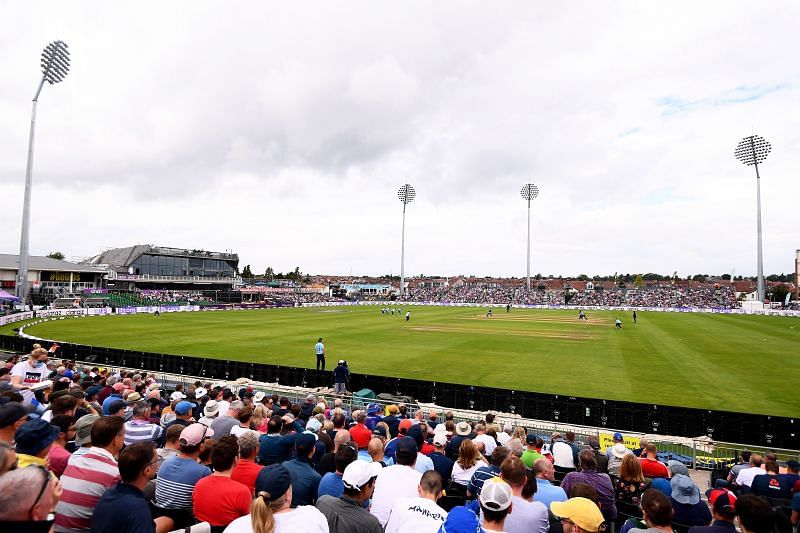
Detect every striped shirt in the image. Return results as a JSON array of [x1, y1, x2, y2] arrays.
[[55, 447, 120, 532], [155, 456, 211, 510], [124, 418, 163, 446]]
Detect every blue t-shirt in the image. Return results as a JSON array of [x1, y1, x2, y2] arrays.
[[92, 482, 154, 533], [155, 456, 211, 509], [317, 472, 344, 499]]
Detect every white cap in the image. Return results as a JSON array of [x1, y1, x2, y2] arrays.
[[170, 391, 186, 402], [433, 433, 448, 447], [342, 460, 382, 490], [479, 478, 513, 511], [194, 387, 207, 400]]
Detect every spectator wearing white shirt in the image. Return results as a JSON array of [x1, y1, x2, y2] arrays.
[[735, 453, 765, 488], [385, 470, 447, 533], [370, 437, 423, 526], [472, 423, 497, 457]]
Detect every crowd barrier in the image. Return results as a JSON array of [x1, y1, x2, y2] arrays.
[[3, 320, 798, 449]]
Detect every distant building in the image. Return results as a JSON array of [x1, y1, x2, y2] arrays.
[[0, 254, 105, 300], [85, 245, 241, 290]]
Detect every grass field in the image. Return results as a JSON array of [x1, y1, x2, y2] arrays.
[[15, 306, 800, 417]]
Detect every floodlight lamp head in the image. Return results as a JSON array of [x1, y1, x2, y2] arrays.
[[520, 183, 539, 201], [40, 40, 70, 85], [734, 135, 771, 166], [397, 184, 416, 205]]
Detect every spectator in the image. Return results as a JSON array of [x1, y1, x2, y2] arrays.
[[406, 424, 434, 474], [365, 403, 382, 431], [366, 437, 390, 467], [0, 441, 17, 475], [92, 441, 172, 533], [102, 382, 125, 415], [472, 423, 497, 457], [384, 470, 447, 532], [751, 460, 791, 499], [0, 464, 61, 529], [370, 437, 423, 527], [606, 433, 627, 460], [561, 450, 616, 524], [316, 460, 383, 533], [283, 433, 322, 507], [55, 415, 125, 532], [622, 488, 674, 532], [688, 489, 737, 533], [552, 497, 608, 532], [0, 401, 30, 445], [445, 421, 471, 460], [429, 432, 454, 486], [317, 441, 357, 500], [124, 401, 162, 446], [479, 477, 514, 532], [670, 474, 712, 527], [318, 429, 351, 476], [586, 436, 609, 473], [41, 394, 79, 423], [725, 450, 751, 487], [226, 463, 329, 532], [734, 453, 764, 489], [193, 435, 251, 528], [212, 399, 243, 438], [232, 430, 265, 496], [608, 443, 630, 477], [500, 455, 549, 533], [47, 414, 75, 476], [520, 433, 545, 469], [349, 411, 371, 450], [231, 407, 255, 438], [533, 458, 568, 508], [451, 438, 487, 490], [552, 432, 577, 473], [382, 405, 401, 438], [639, 443, 669, 479], [107, 399, 127, 418], [258, 415, 304, 465], [779, 459, 800, 487], [154, 423, 213, 529], [615, 453, 650, 513], [15, 417, 60, 469], [160, 401, 195, 446], [651, 460, 687, 497], [736, 493, 778, 533], [156, 424, 184, 468], [9, 347, 51, 404], [72, 414, 99, 458], [468, 446, 510, 498], [198, 399, 220, 427]]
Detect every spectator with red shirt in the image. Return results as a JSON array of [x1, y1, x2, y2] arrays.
[[639, 442, 669, 478], [231, 430, 264, 496], [193, 435, 251, 528], [47, 414, 75, 477], [349, 410, 372, 449]]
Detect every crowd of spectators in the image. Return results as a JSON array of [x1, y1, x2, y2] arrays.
[[138, 290, 210, 304], [0, 346, 795, 532]]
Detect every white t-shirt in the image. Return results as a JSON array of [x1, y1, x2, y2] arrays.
[[229, 425, 250, 438], [496, 432, 512, 446], [11, 360, 50, 403], [224, 506, 329, 533], [384, 496, 447, 533], [502, 496, 549, 533], [217, 400, 231, 416], [451, 461, 483, 486], [736, 466, 765, 487], [473, 434, 497, 456], [371, 465, 423, 526], [552, 440, 576, 469]]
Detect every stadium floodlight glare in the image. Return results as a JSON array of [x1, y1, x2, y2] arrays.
[[16, 40, 70, 306], [520, 183, 540, 291], [397, 184, 416, 299], [734, 135, 771, 304]]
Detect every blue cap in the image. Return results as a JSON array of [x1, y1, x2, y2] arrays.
[[295, 432, 317, 454], [255, 464, 291, 500], [15, 418, 60, 456], [437, 506, 483, 533], [613, 432, 623, 441], [175, 401, 196, 415]]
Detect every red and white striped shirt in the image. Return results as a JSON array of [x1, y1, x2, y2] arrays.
[[55, 446, 120, 532]]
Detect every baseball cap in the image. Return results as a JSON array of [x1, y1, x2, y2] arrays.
[[396, 436, 418, 462], [0, 402, 30, 428], [175, 401, 196, 415], [85, 386, 102, 399], [170, 391, 186, 402], [203, 400, 219, 417], [295, 432, 317, 454], [112, 382, 125, 393], [179, 423, 213, 446], [15, 418, 60, 455], [398, 419, 413, 432], [479, 477, 513, 511], [438, 506, 482, 533], [525, 433, 538, 445], [670, 474, 699, 505], [613, 432, 623, 441], [550, 497, 605, 532], [306, 418, 322, 433], [256, 464, 291, 501], [707, 489, 737, 516], [107, 400, 126, 414], [342, 460, 382, 490], [433, 433, 448, 447], [74, 414, 99, 446], [786, 459, 800, 471], [667, 459, 689, 477], [194, 387, 207, 400], [366, 402, 381, 415], [372, 426, 388, 439]]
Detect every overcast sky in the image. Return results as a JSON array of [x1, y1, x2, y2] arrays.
[[0, 2, 797, 279]]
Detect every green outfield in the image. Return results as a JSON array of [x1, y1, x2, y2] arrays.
[[14, 306, 800, 417]]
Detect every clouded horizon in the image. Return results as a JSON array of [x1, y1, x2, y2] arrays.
[[1, 2, 797, 279]]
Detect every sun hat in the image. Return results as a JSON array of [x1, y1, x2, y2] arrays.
[[479, 477, 513, 511], [550, 497, 605, 532], [455, 421, 471, 436], [74, 414, 100, 446], [194, 387, 207, 400], [255, 464, 291, 501], [366, 402, 381, 415], [203, 400, 220, 418], [667, 459, 689, 477], [253, 391, 265, 403], [175, 401, 196, 415], [125, 392, 142, 403], [148, 383, 161, 392], [15, 418, 60, 456], [670, 474, 700, 505], [179, 423, 213, 446], [612, 443, 628, 459], [342, 460, 382, 490]]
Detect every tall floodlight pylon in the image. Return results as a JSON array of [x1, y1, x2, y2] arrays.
[[397, 184, 416, 299], [16, 41, 71, 306], [520, 183, 540, 291], [735, 135, 771, 303]]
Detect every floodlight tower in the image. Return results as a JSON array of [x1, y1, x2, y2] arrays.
[[520, 183, 540, 291], [734, 135, 771, 303], [16, 41, 71, 306], [397, 184, 416, 299]]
